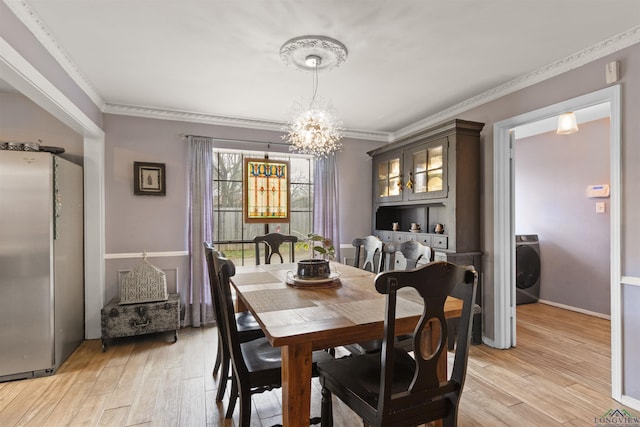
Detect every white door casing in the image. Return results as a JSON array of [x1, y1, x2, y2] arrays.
[[492, 85, 622, 401]]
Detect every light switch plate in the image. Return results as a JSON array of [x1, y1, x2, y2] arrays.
[[596, 202, 606, 213]]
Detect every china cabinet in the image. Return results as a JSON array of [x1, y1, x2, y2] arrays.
[[368, 118, 484, 254]]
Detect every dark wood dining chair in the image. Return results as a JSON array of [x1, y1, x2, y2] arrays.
[[203, 243, 264, 411], [318, 261, 478, 427], [342, 235, 386, 355], [346, 237, 432, 356], [351, 235, 384, 273], [211, 250, 332, 426], [382, 239, 434, 271], [252, 232, 298, 264], [344, 239, 437, 356]]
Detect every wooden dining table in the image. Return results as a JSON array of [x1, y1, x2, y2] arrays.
[[230, 261, 463, 427]]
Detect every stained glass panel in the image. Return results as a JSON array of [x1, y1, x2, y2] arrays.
[[244, 158, 290, 223]]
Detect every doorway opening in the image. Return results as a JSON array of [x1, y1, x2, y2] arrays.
[[492, 85, 622, 400], [513, 106, 611, 316]]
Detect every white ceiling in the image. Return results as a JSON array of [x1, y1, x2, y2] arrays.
[[6, 1, 640, 137]]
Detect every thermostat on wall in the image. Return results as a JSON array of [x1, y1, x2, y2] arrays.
[[586, 184, 610, 198]]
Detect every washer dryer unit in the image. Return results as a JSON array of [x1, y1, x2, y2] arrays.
[[515, 234, 541, 305]]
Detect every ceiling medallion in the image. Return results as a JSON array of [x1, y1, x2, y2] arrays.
[[280, 36, 347, 158], [280, 35, 348, 71]]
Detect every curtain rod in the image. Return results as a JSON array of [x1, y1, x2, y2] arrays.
[[183, 135, 290, 147]]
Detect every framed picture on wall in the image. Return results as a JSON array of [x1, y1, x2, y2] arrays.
[[243, 158, 290, 223], [134, 161, 166, 196]]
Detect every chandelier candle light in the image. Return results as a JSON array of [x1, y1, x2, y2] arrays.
[[280, 36, 348, 158]]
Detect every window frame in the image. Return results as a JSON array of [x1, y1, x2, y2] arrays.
[[211, 148, 314, 265]]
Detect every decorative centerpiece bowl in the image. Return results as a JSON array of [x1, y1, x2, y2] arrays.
[[296, 259, 330, 279]]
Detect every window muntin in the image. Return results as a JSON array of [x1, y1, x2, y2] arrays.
[[212, 148, 314, 265]]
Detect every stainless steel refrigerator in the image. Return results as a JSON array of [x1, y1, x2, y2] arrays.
[[0, 150, 84, 382]]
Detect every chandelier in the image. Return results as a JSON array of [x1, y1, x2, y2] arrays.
[[280, 36, 348, 158]]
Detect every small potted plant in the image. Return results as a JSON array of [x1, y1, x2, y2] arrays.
[[294, 233, 335, 278]]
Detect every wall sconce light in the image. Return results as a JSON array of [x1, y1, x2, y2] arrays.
[[557, 112, 579, 135]]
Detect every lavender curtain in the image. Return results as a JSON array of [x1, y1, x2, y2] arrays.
[[313, 154, 341, 262], [186, 136, 215, 327]]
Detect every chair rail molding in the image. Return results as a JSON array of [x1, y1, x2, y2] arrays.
[[621, 276, 640, 287], [105, 251, 189, 259]]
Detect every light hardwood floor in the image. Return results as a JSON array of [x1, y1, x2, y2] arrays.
[[0, 303, 633, 426]]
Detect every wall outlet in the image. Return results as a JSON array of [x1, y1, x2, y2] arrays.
[[596, 202, 606, 213]]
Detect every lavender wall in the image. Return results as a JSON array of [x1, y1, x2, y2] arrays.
[[4, 2, 640, 401], [623, 285, 640, 399], [104, 115, 188, 254], [462, 42, 640, 280], [0, 92, 83, 163], [102, 114, 380, 302], [451, 42, 640, 399], [515, 119, 610, 315]]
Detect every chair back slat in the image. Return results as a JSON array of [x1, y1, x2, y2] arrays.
[[352, 235, 383, 273], [253, 232, 298, 264], [382, 240, 433, 271], [208, 249, 251, 379], [204, 243, 226, 342], [373, 261, 478, 424]]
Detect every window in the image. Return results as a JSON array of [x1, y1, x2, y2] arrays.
[[212, 148, 314, 265]]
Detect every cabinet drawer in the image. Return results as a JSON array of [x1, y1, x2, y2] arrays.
[[433, 235, 448, 249], [391, 232, 407, 243], [407, 233, 432, 246], [378, 231, 394, 242], [377, 231, 407, 243]]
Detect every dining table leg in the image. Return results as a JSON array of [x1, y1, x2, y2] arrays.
[[281, 341, 313, 427], [433, 321, 447, 427]]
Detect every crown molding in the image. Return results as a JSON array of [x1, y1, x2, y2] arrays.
[[4, 0, 105, 110], [104, 103, 285, 130], [8, 0, 639, 144], [343, 128, 391, 142], [104, 103, 390, 142], [391, 25, 640, 142]]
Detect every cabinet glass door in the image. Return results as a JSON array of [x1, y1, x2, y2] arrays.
[[377, 157, 402, 201], [426, 145, 444, 192], [407, 139, 446, 200], [412, 150, 427, 193]]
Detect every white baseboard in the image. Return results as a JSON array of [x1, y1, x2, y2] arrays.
[[481, 336, 506, 349], [620, 394, 640, 412], [538, 299, 611, 320]]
